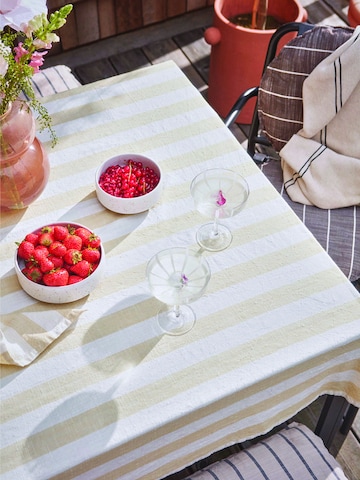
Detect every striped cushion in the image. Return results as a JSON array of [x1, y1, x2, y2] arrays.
[[258, 26, 354, 153], [31, 65, 81, 97], [261, 158, 359, 283], [184, 422, 348, 480]]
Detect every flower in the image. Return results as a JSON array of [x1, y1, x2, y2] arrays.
[[0, 1, 73, 145], [0, 0, 48, 30]]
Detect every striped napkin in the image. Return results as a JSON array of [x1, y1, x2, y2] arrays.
[[281, 26, 360, 208]]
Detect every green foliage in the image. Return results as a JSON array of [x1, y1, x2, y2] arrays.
[[0, 4, 73, 146]]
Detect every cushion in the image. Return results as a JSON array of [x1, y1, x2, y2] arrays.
[[184, 422, 348, 480], [261, 158, 359, 283], [258, 26, 354, 152], [31, 65, 81, 97]]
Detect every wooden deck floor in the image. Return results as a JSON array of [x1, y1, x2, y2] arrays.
[[47, 1, 359, 478]]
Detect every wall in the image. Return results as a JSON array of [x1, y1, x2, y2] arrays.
[[47, 0, 214, 53]]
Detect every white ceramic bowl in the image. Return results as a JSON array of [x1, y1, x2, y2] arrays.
[[14, 222, 105, 304], [95, 154, 163, 214]]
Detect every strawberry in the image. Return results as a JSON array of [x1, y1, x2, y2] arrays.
[[74, 227, 92, 246], [63, 233, 82, 251], [43, 268, 69, 286], [86, 233, 101, 249], [25, 232, 39, 245], [33, 245, 49, 261], [38, 232, 54, 247], [70, 260, 92, 278], [17, 240, 35, 261], [48, 241, 67, 258], [39, 257, 55, 273], [48, 255, 64, 269], [53, 225, 69, 241], [22, 266, 43, 283], [67, 275, 83, 284], [82, 247, 100, 264], [64, 248, 82, 265]]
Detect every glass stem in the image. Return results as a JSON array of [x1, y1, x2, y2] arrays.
[[174, 305, 181, 318], [212, 209, 220, 237]]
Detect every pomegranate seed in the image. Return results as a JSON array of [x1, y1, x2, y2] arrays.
[[99, 159, 160, 198]]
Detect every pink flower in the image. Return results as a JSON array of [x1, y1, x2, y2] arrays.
[[29, 50, 47, 73], [14, 42, 29, 62], [216, 190, 227, 206]]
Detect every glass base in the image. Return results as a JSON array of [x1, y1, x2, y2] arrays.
[[196, 222, 232, 252], [157, 305, 196, 335]]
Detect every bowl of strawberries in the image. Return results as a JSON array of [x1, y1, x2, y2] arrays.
[[14, 222, 105, 303], [95, 154, 163, 214]]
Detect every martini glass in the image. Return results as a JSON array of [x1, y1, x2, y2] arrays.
[[190, 168, 249, 251], [146, 247, 211, 335]]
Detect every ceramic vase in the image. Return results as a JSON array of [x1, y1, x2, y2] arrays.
[[0, 100, 50, 210]]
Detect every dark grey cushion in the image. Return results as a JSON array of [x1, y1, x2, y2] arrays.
[[258, 26, 354, 153]]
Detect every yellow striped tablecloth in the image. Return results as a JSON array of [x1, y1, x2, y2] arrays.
[[1, 61, 359, 480]]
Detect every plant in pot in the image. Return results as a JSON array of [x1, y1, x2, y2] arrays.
[[0, 0, 72, 210], [204, 0, 308, 123]]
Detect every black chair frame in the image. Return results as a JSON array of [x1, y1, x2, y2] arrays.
[[223, 20, 359, 450]]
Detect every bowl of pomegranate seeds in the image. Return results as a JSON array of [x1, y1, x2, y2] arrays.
[[14, 222, 105, 303], [95, 154, 163, 214]]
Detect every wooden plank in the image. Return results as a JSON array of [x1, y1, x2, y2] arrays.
[[321, 0, 350, 23], [300, 0, 348, 25], [187, 0, 207, 10], [75, 0, 101, 45], [173, 28, 211, 83], [115, 0, 143, 32], [142, 0, 167, 25], [142, 37, 206, 91], [110, 48, 151, 74], [57, 7, 79, 50], [74, 58, 118, 84], [332, 429, 360, 480], [167, 0, 187, 17], [98, 0, 117, 39]]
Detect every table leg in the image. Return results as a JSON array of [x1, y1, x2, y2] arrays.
[[314, 395, 349, 451]]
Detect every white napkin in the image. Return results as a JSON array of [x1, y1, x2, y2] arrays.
[[0, 308, 82, 367]]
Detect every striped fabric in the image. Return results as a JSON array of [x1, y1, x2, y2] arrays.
[[258, 26, 354, 152], [185, 422, 348, 480], [256, 25, 359, 283], [31, 65, 81, 97], [1, 61, 359, 480], [260, 158, 360, 283]]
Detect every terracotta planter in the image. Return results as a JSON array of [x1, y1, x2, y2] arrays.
[[0, 100, 50, 210], [204, 0, 308, 123], [348, 0, 360, 26]]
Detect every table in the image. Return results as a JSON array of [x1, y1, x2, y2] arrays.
[[1, 61, 359, 480]]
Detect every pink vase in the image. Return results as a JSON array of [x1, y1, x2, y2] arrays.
[[0, 100, 50, 210]]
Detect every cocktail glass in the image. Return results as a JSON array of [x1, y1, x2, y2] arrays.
[[146, 247, 211, 335], [190, 168, 249, 251]]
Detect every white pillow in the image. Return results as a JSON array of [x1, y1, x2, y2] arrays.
[[185, 422, 348, 480]]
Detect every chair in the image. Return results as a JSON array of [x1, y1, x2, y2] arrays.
[[224, 22, 360, 289], [184, 422, 349, 480]]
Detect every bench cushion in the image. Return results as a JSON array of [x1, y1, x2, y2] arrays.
[[31, 65, 81, 97], [184, 422, 348, 480], [261, 159, 359, 283]]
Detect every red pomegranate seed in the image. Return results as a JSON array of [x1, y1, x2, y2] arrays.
[[99, 160, 160, 198]]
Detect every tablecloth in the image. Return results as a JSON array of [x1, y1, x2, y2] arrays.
[[1, 61, 359, 480]]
